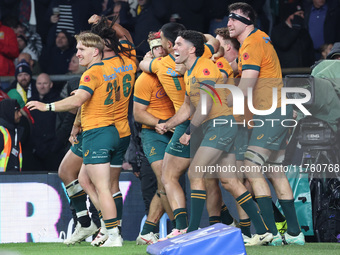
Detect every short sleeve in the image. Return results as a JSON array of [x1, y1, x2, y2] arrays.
[[134, 74, 153, 105], [78, 69, 101, 95], [240, 43, 261, 72]]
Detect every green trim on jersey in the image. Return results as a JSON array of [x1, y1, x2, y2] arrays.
[[133, 96, 150, 105], [79, 85, 94, 95], [242, 64, 260, 71]]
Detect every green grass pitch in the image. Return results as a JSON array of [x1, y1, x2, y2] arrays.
[[0, 242, 339, 255]]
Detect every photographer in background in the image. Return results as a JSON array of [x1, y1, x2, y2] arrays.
[[271, 3, 315, 68]]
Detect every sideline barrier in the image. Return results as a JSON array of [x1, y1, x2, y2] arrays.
[[0, 172, 144, 243], [147, 223, 245, 255]]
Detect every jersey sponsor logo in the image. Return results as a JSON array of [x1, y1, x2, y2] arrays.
[[263, 36, 271, 44], [155, 88, 166, 99], [84, 150, 89, 157], [103, 64, 134, 81], [243, 53, 249, 61], [84, 75, 91, 82], [166, 68, 181, 77], [217, 62, 224, 68], [257, 134, 264, 140], [149, 147, 156, 156], [0, 32, 4, 39], [203, 69, 210, 76], [209, 135, 217, 141], [112, 64, 134, 74]]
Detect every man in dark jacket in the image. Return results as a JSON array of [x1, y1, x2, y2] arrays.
[[304, 0, 340, 59], [0, 99, 23, 172], [29, 73, 66, 171], [271, 3, 315, 68], [5, 59, 38, 107]]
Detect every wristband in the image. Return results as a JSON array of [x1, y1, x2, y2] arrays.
[[158, 119, 167, 124], [46, 103, 56, 111], [185, 123, 198, 135]]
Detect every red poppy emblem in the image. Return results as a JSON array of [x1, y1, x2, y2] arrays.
[[203, 68, 210, 76], [243, 52, 249, 61], [217, 62, 223, 68], [84, 75, 91, 82]]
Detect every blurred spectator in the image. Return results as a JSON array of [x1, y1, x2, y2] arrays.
[[17, 53, 33, 69], [0, 20, 19, 76], [320, 43, 333, 59], [67, 54, 86, 75], [42, 0, 102, 48], [170, 0, 208, 33], [132, 0, 170, 60], [304, 0, 340, 60], [326, 42, 340, 59], [101, 0, 114, 16], [16, 52, 40, 75], [0, 99, 23, 172], [3, 17, 43, 63], [207, 0, 230, 36], [271, 3, 315, 68], [17, 34, 28, 54], [59, 54, 86, 99], [28, 73, 67, 171], [5, 60, 38, 108], [109, 0, 134, 31], [39, 30, 76, 76]]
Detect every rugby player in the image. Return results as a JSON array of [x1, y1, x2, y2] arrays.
[[133, 31, 176, 245], [27, 32, 124, 247], [227, 2, 305, 245]]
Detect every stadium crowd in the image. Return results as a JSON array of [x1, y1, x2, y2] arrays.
[[1, 0, 340, 248]]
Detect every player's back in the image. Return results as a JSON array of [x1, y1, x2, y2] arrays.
[[150, 55, 185, 112], [102, 54, 137, 137], [134, 72, 175, 129]]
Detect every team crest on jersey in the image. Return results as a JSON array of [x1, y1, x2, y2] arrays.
[[243, 53, 249, 61], [203, 69, 210, 76], [217, 62, 223, 68], [84, 75, 91, 82], [191, 76, 196, 84]]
